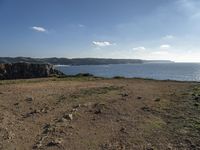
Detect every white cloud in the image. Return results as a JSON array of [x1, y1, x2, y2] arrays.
[[78, 24, 85, 28], [92, 41, 113, 47], [132, 46, 146, 51], [162, 35, 174, 40], [152, 51, 169, 55], [160, 44, 171, 49], [31, 26, 47, 32]]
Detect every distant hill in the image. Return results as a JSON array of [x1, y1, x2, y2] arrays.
[[0, 57, 173, 65]]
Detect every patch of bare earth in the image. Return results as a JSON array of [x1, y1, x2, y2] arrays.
[[0, 77, 199, 150]]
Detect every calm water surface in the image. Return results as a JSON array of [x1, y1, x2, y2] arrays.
[[55, 63, 200, 81]]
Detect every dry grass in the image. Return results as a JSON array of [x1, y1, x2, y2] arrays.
[[0, 77, 199, 149]]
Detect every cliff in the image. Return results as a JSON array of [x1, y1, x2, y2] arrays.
[[0, 63, 64, 80]]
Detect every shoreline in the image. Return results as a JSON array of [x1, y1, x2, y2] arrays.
[[58, 73, 200, 83], [1, 74, 200, 84]]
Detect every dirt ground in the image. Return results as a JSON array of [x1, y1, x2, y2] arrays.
[[0, 77, 200, 150]]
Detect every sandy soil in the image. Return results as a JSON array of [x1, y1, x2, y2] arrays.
[[0, 77, 200, 150]]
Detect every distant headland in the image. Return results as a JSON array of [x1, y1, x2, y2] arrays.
[[0, 57, 174, 65]]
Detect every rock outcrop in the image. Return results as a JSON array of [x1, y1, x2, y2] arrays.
[[0, 63, 64, 80]]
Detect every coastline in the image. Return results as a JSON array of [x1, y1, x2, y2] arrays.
[[56, 72, 200, 83], [54, 63, 200, 83], [1, 74, 200, 84]]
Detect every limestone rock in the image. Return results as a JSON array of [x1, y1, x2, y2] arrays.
[[0, 62, 64, 80]]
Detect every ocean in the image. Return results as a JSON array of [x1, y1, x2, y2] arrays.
[[55, 63, 200, 81]]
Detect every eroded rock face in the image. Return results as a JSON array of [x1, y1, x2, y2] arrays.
[[0, 63, 63, 80]]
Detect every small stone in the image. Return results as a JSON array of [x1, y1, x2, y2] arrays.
[[94, 109, 102, 114], [154, 98, 160, 102], [40, 107, 49, 113], [73, 104, 81, 108], [64, 113, 73, 120], [120, 127, 127, 133], [35, 109, 40, 113], [146, 148, 154, 150], [43, 124, 55, 134], [137, 96, 142, 99], [170, 92, 175, 96], [54, 138, 63, 144], [141, 106, 151, 112], [167, 144, 173, 150], [68, 125, 74, 129], [47, 138, 63, 146], [25, 97, 34, 102], [33, 142, 42, 149], [14, 103, 19, 106], [58, 117, 67, 122], [194, 103, 199, 107], [94, 103, 106, 114], [190, 144, 196, 149], [121, 93, 128, 97], [83, 102, 92, 107], [72, 108, 78, 112]]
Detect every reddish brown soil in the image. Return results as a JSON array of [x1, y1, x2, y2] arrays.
[[0, 77, 200, 150]]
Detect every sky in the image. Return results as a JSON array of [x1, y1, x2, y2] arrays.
[[0, 0, 200, 62]]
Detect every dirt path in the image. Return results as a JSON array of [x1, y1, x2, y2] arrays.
[[0, 77, 199, 150]]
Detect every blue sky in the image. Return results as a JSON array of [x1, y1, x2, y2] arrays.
[[0, 0, 200, 62]]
